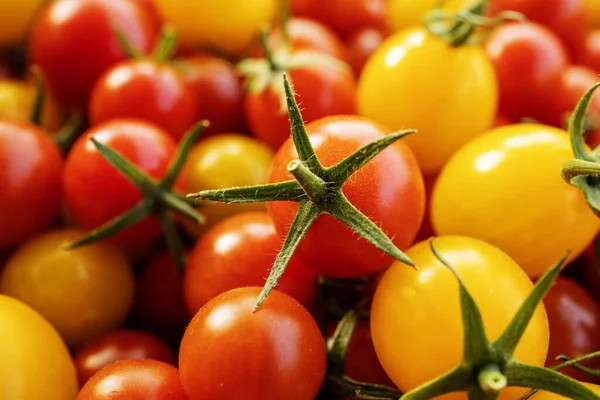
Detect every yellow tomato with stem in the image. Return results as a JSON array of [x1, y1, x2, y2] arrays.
[[0, 294, 78, 399], [385, 0, 476, 33], [357, 26, 497, 175], [533, 383, 600, 399], [154, 0, 278, 56], [0, 0, 45, 46], [371, 235, 549, 400], [431, 124, 600, 278]]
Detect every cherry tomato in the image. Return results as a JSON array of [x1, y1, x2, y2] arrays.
[[29, 0, 158, 108], [90, 59, 198, 140], [179, 287, 326, 400], [533, 383, 600, 399], [543, 277, 600, 382], [385, 0, 475, 34], [0, 119, 62, 248], [577, 30, 600, 74], [358, 26, 497, 174], [582, 243, 600, 304], [268, 116, 425, 278], [76, 359, 188, 400], [178, 54, 246, 136], [371, 236, 549, 400], [180, 133, 274, 236], [0, 0, 46, 46], [431, 124, 600, 278], [344, 28, 385, 76], [74, 329, 176, 387], [184, 212, 317, 314], [415, 173, 438, 242], [0, 229, 136, 349], [153, 0, 278, 55], [548, 65, 600, 128], [133, 252, 190, 345], [0, 294, 78, 400], [62, 119, 178, 247], [484, 22, 568, 123]]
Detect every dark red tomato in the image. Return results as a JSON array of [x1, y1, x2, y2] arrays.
[[415, 173, 437, 243], [183, 212, 317, 315], [345, 28, 385, 77], [291, 0, 311, 15], [543, 276, 600, 382], [488, 0, 585, 56], [73, 329, 176, 387], [484, 22, 569, 122], [134, 253, 190, 345], [76, 359, 188, 400], [245, 61, 357, 150], [178, 54, 246, 136], [90, 60, 198, 140], [268, 116, 425, 278], [582, 241, 600, 304], [179, 287, 326, 400], [548, 65, 600, 128], [29, 0, 158, 108], [0, 119, 62, 248], [62, 119, 178, 247], [577, 29, 600, 73]]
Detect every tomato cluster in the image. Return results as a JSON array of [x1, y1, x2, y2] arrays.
[[2, 0, 600, 399]]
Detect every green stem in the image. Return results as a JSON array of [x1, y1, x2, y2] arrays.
[[327, 308, 359, 377], [287, 160, 329, 203], [157, 210, 186, 274], [53, 112, 86, 155], [152, 24, 180, 62], [259, 28, 279, 72], [112, 23, 143, 59], [561, 159, 600, 183], [279, 0, 291, 48], [569, 82, 600, 162], [477, 364, 507, 394], [29, 66, 44, 126]]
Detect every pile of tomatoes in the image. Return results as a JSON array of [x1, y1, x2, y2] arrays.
[[3, 0, 600, 399]]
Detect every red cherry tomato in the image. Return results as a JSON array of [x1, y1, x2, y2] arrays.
[[178, 54, 246, 136], [415, 173, 438, 243], [73, 329, 176, 387], [62, 119, 178, 247], [76, 359, 187, 400], [548, 65, 600, 128], [179, 287, 326, 400], [90, 59, 198, 140], [582, 242, 600, 304], [183, 212, 317, 315], [577, 29, 600, 73], [344, 28, 385, 76], [484, 22, 568, 123], [543, 276, 600, 382], [268, 116, 425, 278], [0, 119, 62, 248], [29, 0, 158, 108]]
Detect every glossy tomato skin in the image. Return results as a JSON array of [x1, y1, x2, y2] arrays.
[[371, 236, 549, 400], [484, 22, 568, 124], [29, 0, 158, 108], [90, 60, 198, 140], [74, 329, 176, 387], [179, 54, 246, 136], [358, 26, 498, 174], [268, 116, 425, 278], [543, 277, 600, 382], [245, 62, 357, 150], [0, 229, 136, 349], [344, 28, 385, 76], [62, 119, 178, 247], [533, 383, 600, 399], [184, 212, 317, 314], [548, 65, 600, 128], [76, 359, 188, 400], [431, 124, 600, 278], [0, 295, 78, 400], [179, 287, 326, 400], [0, 119, 63, 248], [577, 30, 600, 74]]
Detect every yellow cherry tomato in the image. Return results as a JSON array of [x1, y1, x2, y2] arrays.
[[180, 133, 274, 237], [431, 124, 600, 278], [154, 0, 278, 55], [533, 383, 600, 399], [0, 229, 136, 349], [0, 294, 78, 399], [582, 0, 600, 29], [385, 0, 476, 33], [371, 235, 549, 400], [357, 26, 497, 174], [0, 0, 45, 47]]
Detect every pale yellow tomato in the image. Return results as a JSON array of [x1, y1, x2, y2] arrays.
[[0, 294, 78, 399], [533, 383, 600, 399], [431, 124, 600, 278], [385, 0, 476, 33], [0, 0, 45, 46]]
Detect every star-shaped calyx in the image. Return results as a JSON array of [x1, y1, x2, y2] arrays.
[[187, 74, 416, 311]]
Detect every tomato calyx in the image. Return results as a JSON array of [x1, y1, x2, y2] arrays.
[[115, 23, 179, 63], [399, 240, 599, 400], [68, 121, 209, 271], [187, 74, 415, 311]]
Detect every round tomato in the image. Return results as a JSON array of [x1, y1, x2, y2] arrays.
[[548, 65, 600, 128], [62, 119, 179, 247], [0, 119, 63, 248], [268, 115, 425, 278], [533, 383, 600, 399], [371, 236, 549, 400], [385, 0, 475, 34], [431, 124, 600, 278], [153, 0, 278, 55], [577, 30, 600, 74], [344, 28, 385, 76], [76, 359, 187, 400], [183, 212, 317, 314], [582, 243, 600, 304], [0, 0, 45, 46], [0, 294, 78, 400], [179, 287, 326, 400], [358, 26, 498, 174], [89, 59, 198, 140], [0, 229, 136, 349], [29, 0, 158, 108]]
